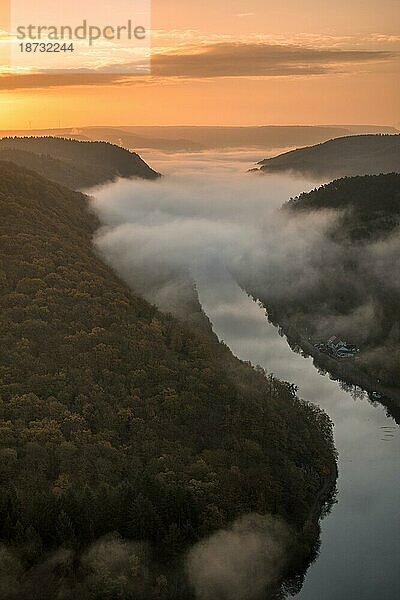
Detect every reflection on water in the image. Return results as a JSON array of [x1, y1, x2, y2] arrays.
[[196, 270, 400, 600]]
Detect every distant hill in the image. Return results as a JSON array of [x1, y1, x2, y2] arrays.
[[0, 136, 160, 189], [0, 161, 336, 597], [0, 125, 397, 152], [118, 125, 398, 150], [256, 135, 400, 178], [81, 127, 205, 152]]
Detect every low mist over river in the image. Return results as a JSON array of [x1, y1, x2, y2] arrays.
[[92, 151, 400, 599]]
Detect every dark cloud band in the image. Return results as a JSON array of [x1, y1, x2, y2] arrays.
[[0, 42, 396, 90]]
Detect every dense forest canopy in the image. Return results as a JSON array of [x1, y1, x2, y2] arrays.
[[0, 161, 336, 598], [0, 137, 160, 189], [287, 173, 400, 241], [256, 134, 400, 179]]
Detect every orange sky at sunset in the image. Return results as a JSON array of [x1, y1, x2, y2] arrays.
[[0, 0, 399, 128]]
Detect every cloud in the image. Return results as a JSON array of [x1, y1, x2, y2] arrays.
[[0, 40, 396, 90], [151, 42, 396, 79], [0, 72, 127, 91], [186, 513, 291, 600], [89, 172, 333, 316], [90, 166, 400, 359]]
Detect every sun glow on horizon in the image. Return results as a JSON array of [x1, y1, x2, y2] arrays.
[[0, 1, 398, 128]]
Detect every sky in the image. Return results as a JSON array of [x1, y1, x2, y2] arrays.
[[0, 0, 399, 128]]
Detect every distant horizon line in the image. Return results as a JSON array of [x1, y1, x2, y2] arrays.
[[0, 123, 399, 131]]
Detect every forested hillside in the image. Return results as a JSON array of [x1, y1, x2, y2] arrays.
[[256, 134, 400, 179], [245, 174, 400, 413], [0, 161, 336, 598], [0, 137, 160, 189], [0, 148, 104, 191], [288, 173, 400, 241]]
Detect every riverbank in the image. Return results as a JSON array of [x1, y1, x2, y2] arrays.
[[257, 303, 400, 425], [197, 271, 399, 599]]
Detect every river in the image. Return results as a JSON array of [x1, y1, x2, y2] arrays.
[[97, 150, 400, 599], [197, 269, 400, 599]]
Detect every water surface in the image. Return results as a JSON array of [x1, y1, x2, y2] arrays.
[[197, 270, 400, 599]]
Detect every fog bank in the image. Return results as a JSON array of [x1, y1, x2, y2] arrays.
[[186, 513, 291, 600], [91, 169, 400, 353], [90, 173, 330, 316]]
